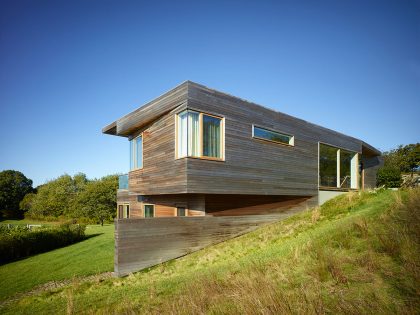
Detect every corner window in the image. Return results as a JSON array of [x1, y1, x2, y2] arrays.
[[176, 110, 224, 160], [130, 135, 143, 170], [252, 126, 294, 146], [144, 204, 154, 218], [319, 143, 358, 189]]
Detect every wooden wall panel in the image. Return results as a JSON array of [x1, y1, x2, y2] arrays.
[[116, 82, 188, 136], [185, 83, 363, 196], [115, 206, 308, 276], [128, 105, 188, 195], [205, 195, 317, 216], [362, 155, 383, 189], [114, 81, 379, 199]]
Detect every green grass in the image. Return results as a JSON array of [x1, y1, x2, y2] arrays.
[[1, 189, 419, 314], [0, 224, 114, 301]]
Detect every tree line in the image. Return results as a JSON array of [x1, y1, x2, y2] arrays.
[[377, 143, 420, 188], [0, 171, 118, 225]]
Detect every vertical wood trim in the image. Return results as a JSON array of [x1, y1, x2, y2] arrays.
[[317, 142, 320, 189], [174, 113, 178, 159], [337, 149, 341, 188], [199, 113, 203, 157]]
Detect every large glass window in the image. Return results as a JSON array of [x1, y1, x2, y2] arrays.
[[176, 110, 224, 160], [130, 135, 143, 170], [252, 126, 294, 146], [319, 143, 358, 189]]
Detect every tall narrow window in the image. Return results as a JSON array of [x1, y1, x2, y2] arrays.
[[176, 207, 186, 217], [177, 111, 199, 157], [340, 150, 353, 188], [130, 135, 143, 170], [144, 205, 154, 218], [203, 114, 222, 158], [176, 110, 224, 160], [319, 144, 337, 187]]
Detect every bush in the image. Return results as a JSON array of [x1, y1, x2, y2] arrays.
[[0, 223, 86, 264], [377, 167, 402, 188]]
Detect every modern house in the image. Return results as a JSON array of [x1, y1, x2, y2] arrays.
[[103, 81, 382, 276], [104, 81, 381, 218]]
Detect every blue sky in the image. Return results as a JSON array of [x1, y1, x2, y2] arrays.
[[1, 0, 419, 186]]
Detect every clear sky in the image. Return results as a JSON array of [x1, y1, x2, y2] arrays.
[[1, 0, 419, 187]]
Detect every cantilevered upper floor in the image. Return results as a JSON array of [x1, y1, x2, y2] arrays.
[[103, 81, 381, 197]]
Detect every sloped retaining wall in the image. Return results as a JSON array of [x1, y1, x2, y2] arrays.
[[114, 198, 316, 277]]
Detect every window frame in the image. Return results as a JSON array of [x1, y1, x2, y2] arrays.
[[118, 203, 130, 219], [252, 125, 295, 146], [175, 110, 225, 161], [130, 133, 143, 171], [176, 206, 187, 217], [143, 204, 155, 218], [318, 142, 359, 191]]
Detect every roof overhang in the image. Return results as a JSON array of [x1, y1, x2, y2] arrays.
[[102, 81, 189, 138], [362, 141, 381, 156]]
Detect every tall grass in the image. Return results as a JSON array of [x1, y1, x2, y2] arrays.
[[1, 189, 418, 315], [142, 189, 420, 314]]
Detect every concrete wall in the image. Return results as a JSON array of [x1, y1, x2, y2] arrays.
[[318, 190, 346, 205]]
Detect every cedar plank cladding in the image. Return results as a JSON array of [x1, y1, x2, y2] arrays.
[[185, 83, 362, 196], [129, 105, 188, 195], [115, 213, 290, 276], [362, 155, 383, 189], [116, 82, 188, 136]]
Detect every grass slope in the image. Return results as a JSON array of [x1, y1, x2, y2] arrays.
[[0, 224, 114, 301], [1, 189, 419, 314]]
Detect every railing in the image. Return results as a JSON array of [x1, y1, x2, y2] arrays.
[[118, 174, 129, 190]]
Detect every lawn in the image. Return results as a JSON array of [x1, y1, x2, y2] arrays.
[[0, 222, 114, 301], [0, 189, 418, 314]]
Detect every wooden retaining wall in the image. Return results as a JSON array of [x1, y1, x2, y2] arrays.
[[114, 198, 316, 277]]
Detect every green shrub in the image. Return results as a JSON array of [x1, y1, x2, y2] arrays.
[[0, 223, 86, 264], [377, 167, 402, 188]]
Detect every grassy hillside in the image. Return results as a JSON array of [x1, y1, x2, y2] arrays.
[[1, 189, 419, 314], [0, 224, 113, 301]]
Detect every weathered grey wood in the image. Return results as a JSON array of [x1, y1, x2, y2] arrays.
[[114, 203, 310, 276], [362, 155, 383, 189], [107, 81, 380, 198]]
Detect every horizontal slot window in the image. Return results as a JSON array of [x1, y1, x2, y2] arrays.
[[252, 126, 294, 146]]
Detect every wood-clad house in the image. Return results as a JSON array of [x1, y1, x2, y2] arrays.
[[103, 81, 381, 219]]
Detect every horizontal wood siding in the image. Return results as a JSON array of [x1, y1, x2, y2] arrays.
[[205, 195, 317, 216], [186, 83, 362, 196], [129, 105, 188, 195], [116, 82, 188, 136], [119, 194, 206, 218], [362, 155, 383, 189], [115, 209, 305, 276]]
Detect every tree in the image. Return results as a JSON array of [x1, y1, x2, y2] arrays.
[[19, 192, 36, 212], [383, 143, 420, 175], [0, 170, 33, 218], [72, 175, 118, 225], [377, 167, 402, 188], [27, 174, 83, 219]]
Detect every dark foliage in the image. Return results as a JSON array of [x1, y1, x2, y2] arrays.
[[0, 223, 86, 264], [377, 167, 402, 188], [0, 170, 34, 219]]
